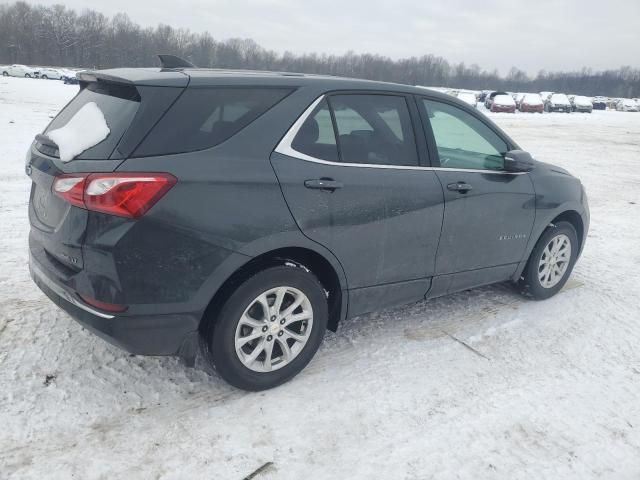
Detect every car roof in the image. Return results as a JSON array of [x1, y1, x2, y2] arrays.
[[81, 67, 454, 100]]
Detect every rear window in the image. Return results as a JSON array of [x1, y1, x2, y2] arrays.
[[43, 82, 140, 160], [133, 87, 292, 157]]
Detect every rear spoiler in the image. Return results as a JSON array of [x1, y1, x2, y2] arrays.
[[77, 68, 189, 88]]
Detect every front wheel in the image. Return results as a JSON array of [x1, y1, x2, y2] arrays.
[[205, 265, 328, 391], [518, 221, 578, 300], [41, 74, 48, 80], [2, 71, 7, 77], [24, 73, 31, 78]]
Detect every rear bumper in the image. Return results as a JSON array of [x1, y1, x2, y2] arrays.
[[491, 105, 516, 113], [30, 255, 199, 356], [520, 105, 543, 113], [548, 105, 571, 112]]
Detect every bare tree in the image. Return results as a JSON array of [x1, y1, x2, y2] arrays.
[[0, 1, 638, 97]]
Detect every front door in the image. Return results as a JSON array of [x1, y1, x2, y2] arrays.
[[272, 93, 444, 292], [418, 98, 535, 281]]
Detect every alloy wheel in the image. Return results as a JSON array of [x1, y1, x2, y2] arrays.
[[538, 234, 572, 288], [234, 286, 313, 372]]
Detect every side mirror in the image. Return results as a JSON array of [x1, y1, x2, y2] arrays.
[[504, 150, 535, 172]]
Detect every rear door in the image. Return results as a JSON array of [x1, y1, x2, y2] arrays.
[[417, 97, 535, 280], [272, 92, 444, 292]]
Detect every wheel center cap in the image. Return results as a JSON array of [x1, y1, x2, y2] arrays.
[[270, 323, 280, 334]]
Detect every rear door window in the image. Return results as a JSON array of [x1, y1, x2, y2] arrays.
[[134, 87, 292, 157], [43, 82, 140, 160], [329, 94, 419, 166]]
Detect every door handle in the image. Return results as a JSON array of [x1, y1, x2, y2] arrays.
[[304, 178, 344, 191], [447, 182, 473, 193]]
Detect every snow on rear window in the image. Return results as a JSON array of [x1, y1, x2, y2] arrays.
[[46, 102, 110, 162], [44, 82, 140, 160], [493, 95, 515, 106]]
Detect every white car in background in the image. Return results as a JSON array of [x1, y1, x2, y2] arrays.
[[38, 67, 64, 80], [544, 93, 572, 113], [616, 99, 639, 112], [571, 95, 593, 113], [456, 91, 478, 108], [1, 64, 40, 78]]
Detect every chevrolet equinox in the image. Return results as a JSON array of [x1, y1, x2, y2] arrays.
[[27, 61, 590, 390]]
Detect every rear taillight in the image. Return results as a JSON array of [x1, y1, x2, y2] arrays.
[[52, 175, 86, 208], [52, 173, 176, 218]]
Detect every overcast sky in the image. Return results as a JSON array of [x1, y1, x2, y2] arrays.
[[31, 0, 640, 74]]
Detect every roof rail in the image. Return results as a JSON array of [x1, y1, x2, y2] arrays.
[[157, 54, 196, 69]]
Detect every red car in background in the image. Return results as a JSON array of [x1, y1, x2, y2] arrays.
[[519, 93, 544, 113], [490, 94, 516, 113]]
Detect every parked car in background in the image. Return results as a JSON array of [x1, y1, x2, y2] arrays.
[[456, 91, 477, 108], [26, 65, 589, 390], [490, 94, 516, 113], [38, 67, 64, 80], [616, 99, 639, 112], [2, 64, 39, 78], [484, 91, 509, 109], [61, 69, 80, 84], [478, 90, 491, 102], [545, 93, 572, 113], [570, 95, 593, 113], [519, 93, 544, 113], [592, 96, 607, 110]]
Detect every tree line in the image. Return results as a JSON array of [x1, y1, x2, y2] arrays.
[[1, 1, 639, 98]]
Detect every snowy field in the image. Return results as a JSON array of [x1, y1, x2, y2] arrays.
[[1, 76, 640, 479]]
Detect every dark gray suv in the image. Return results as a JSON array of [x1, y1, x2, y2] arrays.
[[27, 66, 589, 390]]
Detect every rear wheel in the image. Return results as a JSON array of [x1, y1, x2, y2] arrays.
[[518, 221, 578, 300], [24, 73, 31, 78], [2, 71, 7, 77], [205, 265, 328, 391], [41, 74, 48, 80]]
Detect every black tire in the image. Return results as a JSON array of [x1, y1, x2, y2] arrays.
[[205, 265, 328, 391], [518, 221, 579, 300], [41, 75, 48, 80], [2, 71, 7, 77], [24, 73, 31, 78]]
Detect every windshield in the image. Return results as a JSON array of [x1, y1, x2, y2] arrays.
[[523, 94, 542, 105], [550, 94, 570, 105], [494, 94, 515, 106]]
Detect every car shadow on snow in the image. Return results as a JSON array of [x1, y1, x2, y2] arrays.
[[49, 278, 581, 397]]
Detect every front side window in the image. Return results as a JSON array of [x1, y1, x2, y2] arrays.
[[422, 99, 508, 170], [291, 99, 339, 162], [134, 87, 292, 157], [330, 94, 418, 166]]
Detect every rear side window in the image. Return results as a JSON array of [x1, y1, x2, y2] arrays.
[[134, 87, 292, 157], [329, 94, 418, 166], [44, 82, 140, 160], [291, 99, 339, 162]]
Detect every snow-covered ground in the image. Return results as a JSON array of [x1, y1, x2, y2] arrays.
[[1, 76, 640, 479]]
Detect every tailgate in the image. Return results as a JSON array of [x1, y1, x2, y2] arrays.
[[27, 77, 183, 277]]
